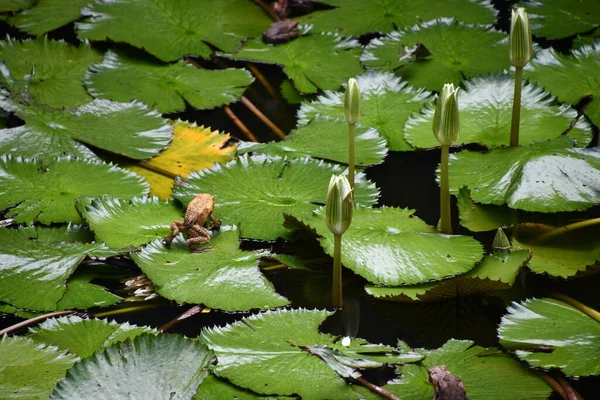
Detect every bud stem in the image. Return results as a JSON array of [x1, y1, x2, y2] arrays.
[[510, 67, 523, 147], [439, 144, 452, 234], [348, 123, 355, 191], [332, 233, 343, 309]]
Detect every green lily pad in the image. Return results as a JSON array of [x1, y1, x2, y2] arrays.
[[8, 0, 89, 35], [298, 71, 432, 151], [238, 119, 387, 167], [0, 0, 33, 12], [387, 340, 551, 400], [361, 19, 509, 91], [173, 155, 379, 241], [0, 99, 172, 161], [29, 316, 156, 358], [85, 51, 254, 113], [295, 0, 496, 36], [52, 334, 212, 399], [0, 336, 78, 400], [77, 0, 271, 62], [0, 38, 101, 109], [519, 0, 600, 39], [295, 207, 484, 286], [499, 298, 600, 377], [457, 187, 519, 232], [132, 227, 289, 311], [526, 43, 600, 127], [81, 196, 181, 249], [223, 34, 364, 93], [0, 156, 149, 225], [405, 75, 592, 149], [194, 375, 286, 400]]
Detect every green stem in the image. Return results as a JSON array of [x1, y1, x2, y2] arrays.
[[439, 144, 452, 234], [348, 123, 355, 191], [535, 217, 600, 243], [332, 233, 343, 309], [91, 303, 159, 318], [552, 294, 600, 324], [0, 310, 75, 336], [510, 66, 523, 147]]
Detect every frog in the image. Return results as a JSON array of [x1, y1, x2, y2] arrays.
[[263, 19, 299, 44], [164, 194, 221, 252]]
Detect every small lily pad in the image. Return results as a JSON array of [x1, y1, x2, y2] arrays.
[[56, 272, 122, 310], [8, 0, 90, 35], [457, 187, 519, 232]]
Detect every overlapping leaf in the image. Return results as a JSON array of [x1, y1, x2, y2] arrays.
[[77, 0, 271, 62], [8, 0, 89, 35], [53, 272, 122, 310], [519, 0, 600, 39], [457, 187, 519, 232], [361, 19, 508, 91]]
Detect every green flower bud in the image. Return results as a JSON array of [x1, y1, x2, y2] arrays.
[[344, 78, 362, 125], [326, 174, 354, 236], [492, 228, 511, 252], [433, 83, 460, 146], [510, 8, 533, 68]]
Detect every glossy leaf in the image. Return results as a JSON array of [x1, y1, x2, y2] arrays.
[[519, 0, 600, 39], [0, 156, 149, 225], [194, 375, 286, 400], [448, 136, 600, 212], [0, 0, 33, 12], [499, 298, 600, 377], [457, 187, 519, 232], [77, 0, 271, 62], [405, 75, 592, 149], [298, 71, 432, 151], [8, 0, 89, 35], [238, 118, 387, 166], [52, 334, 212, 399], [55, 273, 122, 310], [362, 19, 508, 91], [85, 51, 254, 113], [173, 155, 379, 241]]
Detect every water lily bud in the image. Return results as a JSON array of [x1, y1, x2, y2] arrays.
[[492, 228, 511, 252], [510, 8, 533, 68], [433, 83, 460, 146], [344, 78, 362, 125], [326, 174, 354, 236]]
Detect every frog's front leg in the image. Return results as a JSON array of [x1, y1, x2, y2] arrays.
[[164, 220, 185, 245], [209, 214, 222, 230], [186, 224, 212, 252]]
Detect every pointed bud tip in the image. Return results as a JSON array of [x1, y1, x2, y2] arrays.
[[433, 83, 460, 146], [510, 8, 533, 68], [344, 78, 362, 125], [326, 174, 354, 236]]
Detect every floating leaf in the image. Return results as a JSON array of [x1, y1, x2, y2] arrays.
[[85, 51, 254, 113], [499, 298, 600, 377], [0, 336, 78, 400], [405, 75, 592, 149], [295, 0, 495, 36], [294, 207, 483, 286], [526, 43, 600, 127], [0, 0, 33, 12], [223, 34, 364, 93], [194, 375, 285, 400], [457, 187, 519, 232], [239, 119, 387, 166], [519, 0, 600, 39], [52, 334, 212, 399], [77, 0, 271, 62], [0, 156, 149, 225], [58, 272, 122, 310], [173, 155, 379, 241], [132, 227, 289, 311], [448, 136, 600, 212], [0, 37, 101, 109], [8, 0, 89, 35], [298, 71, 432, 151], [362, 19, 508, 91]]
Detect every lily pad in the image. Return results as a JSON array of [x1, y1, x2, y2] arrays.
[[448, 136, 600, 213], [526, 43, 600, 127], [8, 0, 89, 35], [0, 37, 101, 109], [519, 0, 600, 39], [457, 187, 519, 232], [0, 336, 78, 400], [85, 51, 254, 113], [77, 0, 271, 62], [295, 207, 484, 286], [0, 156, 149, 225], [132, 227, 289, 311], [499, 298, 600, 377], [405, 75, 592, 149], [52, 334, 212, 399], [238, 119, 387, 166], [173, 155, 379, 241], [194, 375, 286, 399], [361, 19, 509, 91], [298, 71, 432, 151], [55, 272, 122, 310], [223, 34, 364, 93], [0, 0, 33, 12], [295, 0, 496, 36]]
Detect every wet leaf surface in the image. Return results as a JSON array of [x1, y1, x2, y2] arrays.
[[8, 0, 90, 35], [457, 187, 519, 232], [518, 0, 600, 39]]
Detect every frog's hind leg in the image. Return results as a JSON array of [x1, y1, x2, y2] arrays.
[[164, 221, 184, 245], [186, 225, 212, 252]]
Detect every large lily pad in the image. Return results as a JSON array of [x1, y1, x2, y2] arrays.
[[448, 136, 600, 212], [85, 51, 254, 113], [298, 71, 432, 151], [132, 227, 290, 311], [295, 207, 484, 286], [295, 0, 496, 36], [77, 0, 271, 62], [52, 334, 212, 399], [499, 298, 600, 377], [519, 0, 600, 39], [223, 34, 364, 93], [173, 155, 379, 241], [361, 19, 508, 91], [405, 75, 592, 149], [0, 156, 149, 225], [8, 0, 89, 35], [238, 118, 387, 166]]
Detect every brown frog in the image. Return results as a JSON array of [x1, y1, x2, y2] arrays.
[[164, 194, 221, 252], [263, 19, 299, 44]]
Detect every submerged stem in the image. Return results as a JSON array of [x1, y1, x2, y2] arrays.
[[91, 303, 159, 318], [439, 144, 452, 234], [332, 233, 343, 309], [510, 67, 523, 147], [535, 217, 600, 243], [348, 123, 355, 191], [0, 310, 75, 336], [552, 294, 600, 323]]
